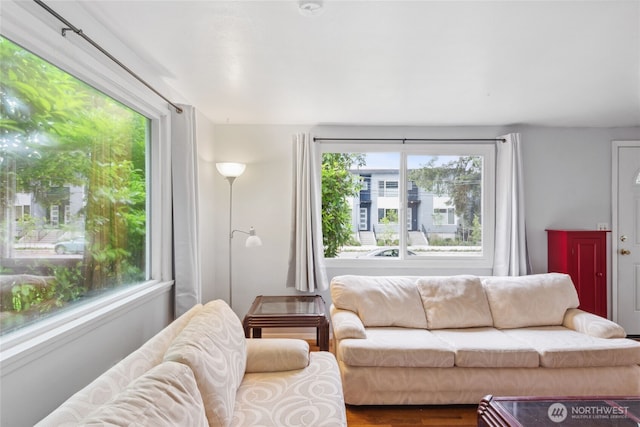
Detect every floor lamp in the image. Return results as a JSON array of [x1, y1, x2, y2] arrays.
[[216, 162, 262, 309]]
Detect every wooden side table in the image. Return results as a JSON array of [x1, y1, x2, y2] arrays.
[[242, 295, 330, 351]]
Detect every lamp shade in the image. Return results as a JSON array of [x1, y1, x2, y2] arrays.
[[216, 162, 246, 178], [246, 227, 262, 247]]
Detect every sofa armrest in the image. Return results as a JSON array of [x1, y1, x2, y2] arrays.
[[330, 304, 366, 340], [245, 339, 309, 373], [563, 308, 627, 338]]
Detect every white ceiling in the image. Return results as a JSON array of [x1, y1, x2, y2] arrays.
[[60, 1, 640, 126]]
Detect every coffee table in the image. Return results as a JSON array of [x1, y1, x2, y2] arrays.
[[242, 295, 330, 351], [478, 395, 640, 426]]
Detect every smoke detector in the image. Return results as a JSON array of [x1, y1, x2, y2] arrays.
[[299, 0, 324, 16]]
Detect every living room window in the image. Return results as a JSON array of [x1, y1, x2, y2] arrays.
[[320, 143, 495, 265], [0, 36, 150, 335]]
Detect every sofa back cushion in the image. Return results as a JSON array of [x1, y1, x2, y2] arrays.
[[417, 275, 493, 329], [164, 300, 246, 427], [482, 273, 579, 329], [35, 304, 203, 427], [79, 362, 208, 427], [330, 275, 427, 328]]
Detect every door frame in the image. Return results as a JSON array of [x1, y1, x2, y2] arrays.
[[611, 140, 640, 324]]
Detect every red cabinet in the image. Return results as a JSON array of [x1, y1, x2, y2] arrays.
[[546, 229, 608, 317]]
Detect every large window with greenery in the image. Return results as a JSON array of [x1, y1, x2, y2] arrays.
[[1, 36, 148, 335], [320, 144, 495, 264]]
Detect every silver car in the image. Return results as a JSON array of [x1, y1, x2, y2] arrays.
[[54, 238, 85, 254]]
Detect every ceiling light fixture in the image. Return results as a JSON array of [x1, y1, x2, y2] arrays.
[[299, 0, 324, 17]]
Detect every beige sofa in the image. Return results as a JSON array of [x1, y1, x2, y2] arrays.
[[37, 300, 347, 426], [330, 273, 640, 405]]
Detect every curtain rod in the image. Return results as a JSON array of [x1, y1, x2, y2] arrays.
[[33, 0, 183, 114], [313, 137, 506, 143]]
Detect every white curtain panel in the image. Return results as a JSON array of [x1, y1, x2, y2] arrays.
[[493, 133, 530, 276], [171, 105, 202, 316], [286, 133, 328, 292]]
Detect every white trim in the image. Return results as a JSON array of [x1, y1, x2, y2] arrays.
[[0, 280, 173, 375], [611, 140, 640, 324]]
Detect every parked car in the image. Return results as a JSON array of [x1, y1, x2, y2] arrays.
[[54, 238, 85, 254], [359, 247, 416, 257]]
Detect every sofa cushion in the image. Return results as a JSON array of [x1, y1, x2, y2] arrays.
[[416, 276, 493, 329], [330, 275, 427, 328], [79, 362, 208, 427], [482, 273, 579, 329], [431, 328, 539, 368], [503, 326, 640, 368], [246, 339, 309, 373], [232, 352, 347, 427], [337, 327, 455, 368], [164, 300, 246, 427]]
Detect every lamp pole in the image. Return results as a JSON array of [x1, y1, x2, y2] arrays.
[[226, 176, 236, 308], [216, 162, 260, 310]]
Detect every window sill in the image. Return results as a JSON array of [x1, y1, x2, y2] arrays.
[[0, 280, 174, 374], [324, 256, 493, 270]]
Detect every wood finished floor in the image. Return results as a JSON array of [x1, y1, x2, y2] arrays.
[[307, 340, 479, 427], [346, 404, 478, 427]]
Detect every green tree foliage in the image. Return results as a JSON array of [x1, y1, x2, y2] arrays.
[[408, 156, 482, 232], [378, 209, 398, 246], [321, 153, 364, 257], [1, 36, 146, 294]]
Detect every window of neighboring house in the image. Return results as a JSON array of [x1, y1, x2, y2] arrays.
[[434, 208, 455, 225], [0, 36, 149, 335], [377, 208, 399, 223], [320, 144, 495, 265], [378, 180, 399, 197]]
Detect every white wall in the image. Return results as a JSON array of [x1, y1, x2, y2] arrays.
[[209, 124, 640, 319], [205, 125, 309, 317]]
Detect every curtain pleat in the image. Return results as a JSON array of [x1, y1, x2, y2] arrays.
[[171, 105, 202, 316], [286, 133, 328, 292], [493, 133, 530, 276]]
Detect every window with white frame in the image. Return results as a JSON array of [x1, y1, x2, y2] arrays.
[[320, 143, 495, 263], [378, 180, 398, 197], [0, 36, 151, 335]]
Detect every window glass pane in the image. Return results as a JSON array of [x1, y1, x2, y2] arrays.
[[1, 37, 148, 335], [320, 148, 486, 259], [407, 154, 483, 256], [321, 152, 401, 258]]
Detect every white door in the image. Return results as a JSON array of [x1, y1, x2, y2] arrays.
[[613, 141, 640, 335]]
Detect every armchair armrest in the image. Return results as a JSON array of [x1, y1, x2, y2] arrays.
[[245, 339, 309, 373], [563, 308, 627, 338], [330, 304, 366, 340]]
